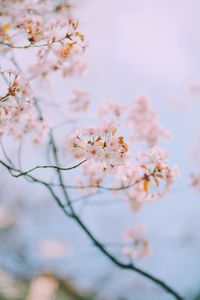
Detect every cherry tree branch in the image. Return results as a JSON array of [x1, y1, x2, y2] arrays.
[[0, 84, 184, 300], [0, 93, 9, 102], [0, 36, 184, 300], [48, 132, 184, 300], [0, 150, 184, 300], [0, 35, 70, 49], [10, 159, 87, 177]]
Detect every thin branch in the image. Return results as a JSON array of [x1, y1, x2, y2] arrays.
[[44, 132, 184, 300], [0, 141, 15, 167], [0, 155, 183, 300], [0, 93, 9, 102], [0, 36, 69, 49], [69, 209, 184, 300], [0, 70, 183, 299], [38, 177, 145, 192], [0, 158, 72, 217], [11, 159, 87, 177]]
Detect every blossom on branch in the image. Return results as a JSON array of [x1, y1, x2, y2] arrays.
[[136, 147, 180, 201], [67, 122, 128, 170], [122, 224, 150, 259], [0, 0, 87, 78], [67, 90, 90, 113], [128, 94, 170, 146], [0, 69, 49, 141], [114, 147, 179, 210], [99, 100, 125, 119]]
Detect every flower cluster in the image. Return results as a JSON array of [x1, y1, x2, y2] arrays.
[[136, 147, 180, 201], [67, 90, 90, 113], [122, 224, 150, 259], [78, 160, 106, 189], [114, 147, 179, 210], [68, 122, 128, 170], [99, 100, 125, 119], [0, 69, 49, 141], [128, 94, 170, 146], [0, 23, 11, 45], [115, 163, 146, 211], [0, 69, 32, 102], [8, 112, 49, 143], [0, 69, 32, 137], [0, 0, 87, 78]]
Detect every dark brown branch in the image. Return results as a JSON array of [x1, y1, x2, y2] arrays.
[[0, 159, 72, 217], [71, 213, 184, 300], [48, 132, 184, 300], [11, 159, 87, 177], [0, 155, 184, 300], [0, 93, 9, 102], [0, 90, 184, 299]]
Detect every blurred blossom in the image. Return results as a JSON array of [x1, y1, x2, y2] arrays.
[[0, 270, 22, 299], [39, 239, 70, 259], [99, 99, 125, 119], [27, 275, 58, 300], [66, 89, 90, 113], [128, 94, 171, 147], [188, 82, 200, 96], [122, 224, 150, 259], [0, 205, 15, 229]]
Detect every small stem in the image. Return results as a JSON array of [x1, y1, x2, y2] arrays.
[[11, 159, 87, 177]]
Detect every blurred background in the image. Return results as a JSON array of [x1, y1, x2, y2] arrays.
[[1, 0, 200, 299]]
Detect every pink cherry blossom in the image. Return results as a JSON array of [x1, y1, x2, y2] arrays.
[[122, 224, 150, 259], [99, 99, 125, 119], [0, 3, 183, 297], [67, 90, 89, 113], [128, 94, 170, 146], [0, 69, 49, 141], [136, 147, 180, 200], [67, 123, 128, 170]]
